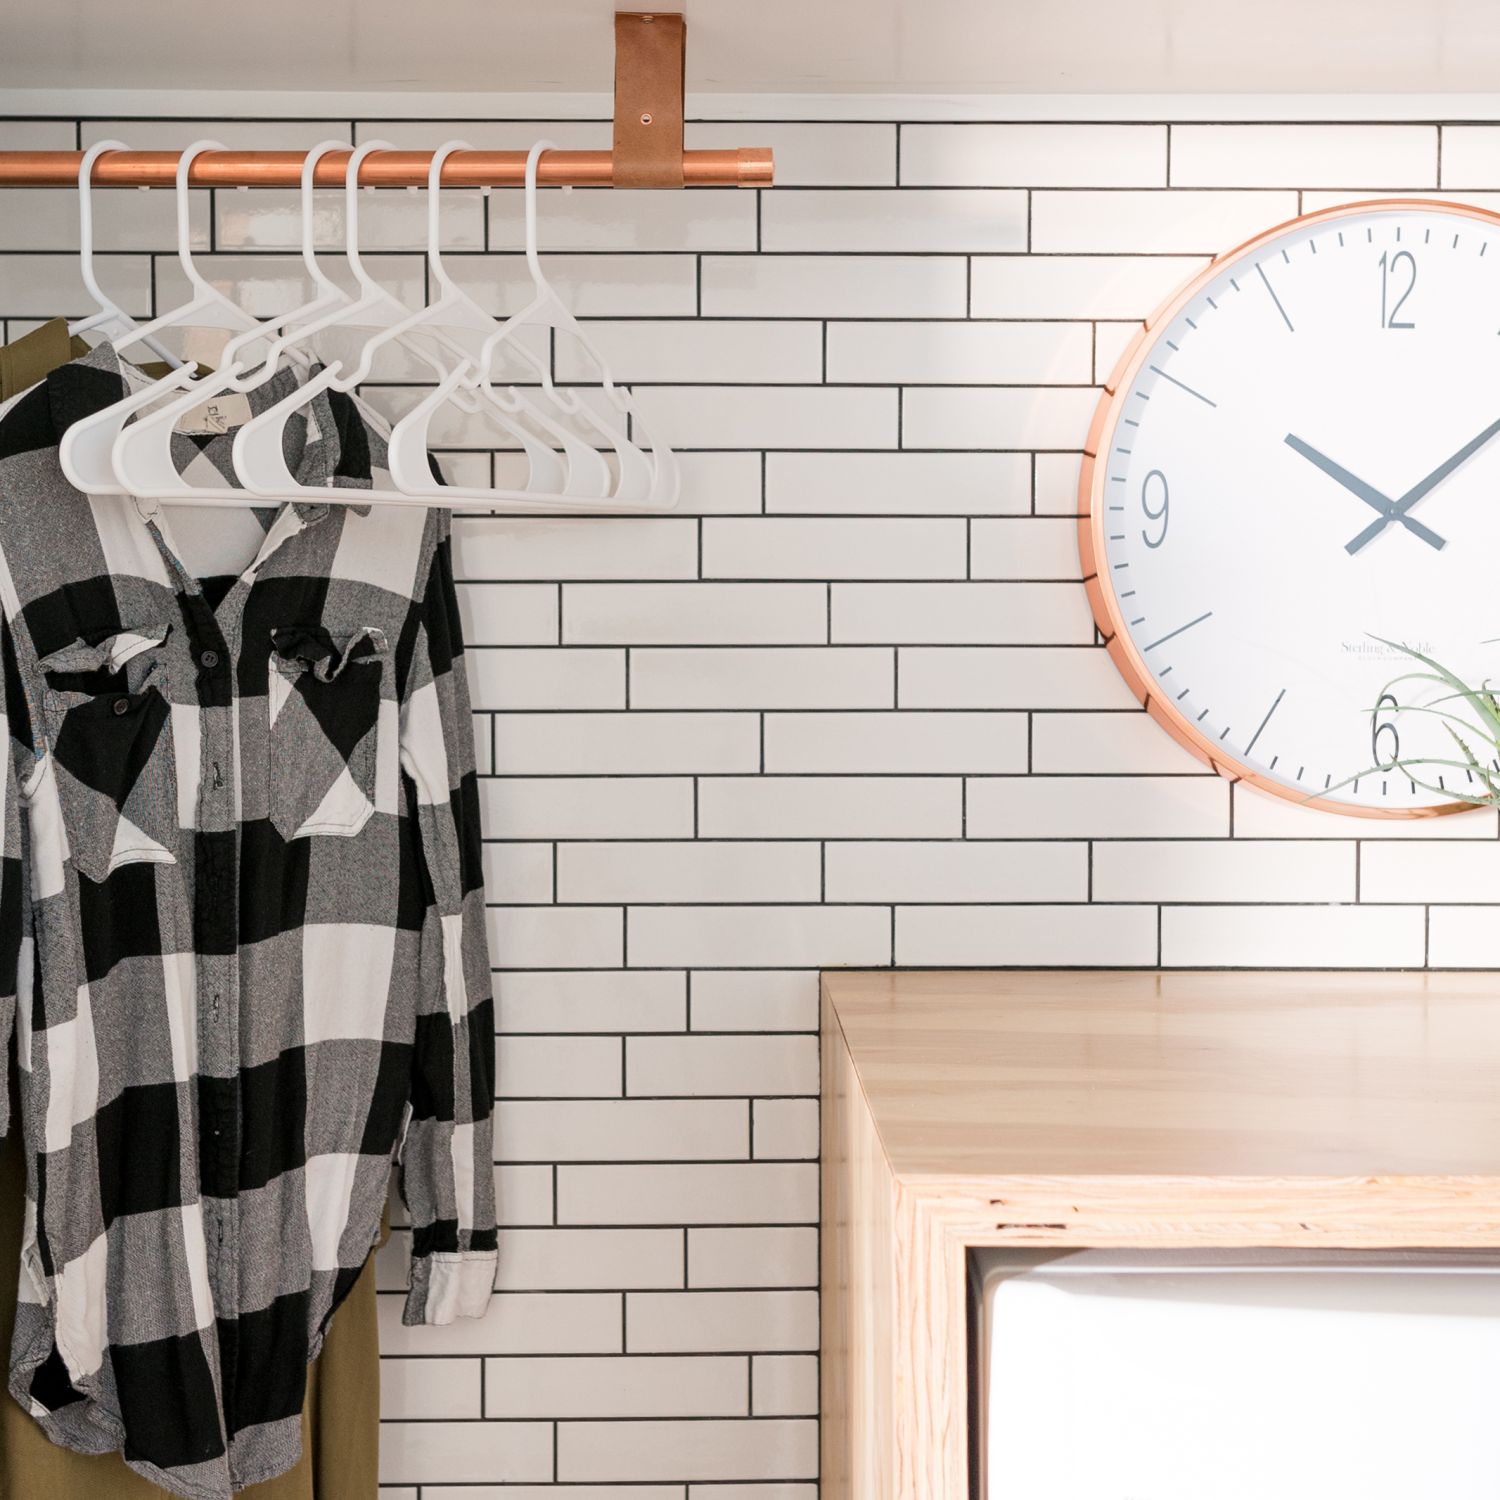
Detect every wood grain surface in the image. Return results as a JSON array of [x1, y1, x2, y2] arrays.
[[820, 969, 1500, 1499]]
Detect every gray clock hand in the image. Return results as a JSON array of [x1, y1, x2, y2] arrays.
[[1344, 413, 1500, 554], [1283, 434, 1447, 550]]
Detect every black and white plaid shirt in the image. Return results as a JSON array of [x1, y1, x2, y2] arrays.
[[0, 342, 496, 1499]]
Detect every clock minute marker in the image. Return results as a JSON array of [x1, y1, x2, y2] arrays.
[[1147, 364, 1217, 408], [1142, 611, 1212, 653], [1255, 261, 1295, 332], [1243, 687, 1287, 757]]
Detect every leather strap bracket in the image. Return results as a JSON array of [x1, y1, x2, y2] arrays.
[[613, 11, 687, 188]]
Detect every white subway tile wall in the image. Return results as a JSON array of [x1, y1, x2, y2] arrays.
[[1, 107, 1490, 1496]]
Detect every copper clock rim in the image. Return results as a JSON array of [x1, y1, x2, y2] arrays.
[[1078, 196, 1500, 820]]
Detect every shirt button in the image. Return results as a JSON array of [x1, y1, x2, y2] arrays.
[[112, 697, 130, 716], [200, 649, 220, 669]]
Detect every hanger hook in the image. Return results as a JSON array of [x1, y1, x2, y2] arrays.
[[299, 140, 352, 289], [173, 139, 224, 292], [427, 139, 473, 289], [77, 138, 128, 316], [344, 140, 393, 291], [524, 139, 558, 284]]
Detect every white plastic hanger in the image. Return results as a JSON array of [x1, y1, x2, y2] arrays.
[[109, 140, 356, 504], [386, 142, 678, 512], [471, 141, 653, 501], [229, 139, 472, 498], [113, 139, 262, 362], [67, 139, 181, 367], [230, 137, 467, 392], [219, 137, 353, 389], [60, 140, 263, 494], [363, 139, 611, 501], [469, 141, 678, 510]]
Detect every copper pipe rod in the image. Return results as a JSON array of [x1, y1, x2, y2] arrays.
[[0, 147, 774, 189]]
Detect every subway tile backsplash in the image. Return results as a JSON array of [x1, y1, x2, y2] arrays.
[[4, 104, 1498, 1497]]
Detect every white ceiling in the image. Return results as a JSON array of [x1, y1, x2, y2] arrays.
[[5, 0, 1500, 95]]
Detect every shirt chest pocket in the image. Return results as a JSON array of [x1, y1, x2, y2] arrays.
[[37, 623, 178, 882], [267, 624, 388, 841]]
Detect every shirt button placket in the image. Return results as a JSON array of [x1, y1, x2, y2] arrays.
[[189, 612, 242, 1441]]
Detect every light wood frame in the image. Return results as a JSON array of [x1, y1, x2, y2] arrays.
[[820, 969, 1500, 1500]]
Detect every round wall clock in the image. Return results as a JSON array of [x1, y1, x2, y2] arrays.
[[1080, 198, 1500, 817]]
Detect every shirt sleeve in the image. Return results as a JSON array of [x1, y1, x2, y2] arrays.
[[395, 515, 497, 1324], [0, 614, 32, 1140]]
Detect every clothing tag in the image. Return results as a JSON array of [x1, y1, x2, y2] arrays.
[[179, 324, 235, 368], [177, 393, 254, 435]]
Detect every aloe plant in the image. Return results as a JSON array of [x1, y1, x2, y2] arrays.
[[1332, 638, 1500, 804]]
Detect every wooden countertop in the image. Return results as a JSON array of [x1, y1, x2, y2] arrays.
[[822, 969, 1500, 1181], [822, 969, 1500, 1498]]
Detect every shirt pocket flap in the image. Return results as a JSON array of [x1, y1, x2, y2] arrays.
[[38, 622, 171, 679], [270, 624, 387, 684]]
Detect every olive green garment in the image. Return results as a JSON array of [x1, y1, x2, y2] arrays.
[[0, 319, 210, 402], [0, 322, 383, 1498], [0, 320, 90, 402], [0, 1120, 382, 1499]]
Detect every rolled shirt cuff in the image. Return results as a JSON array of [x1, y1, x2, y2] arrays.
[[403, 1250, 497, 1326]]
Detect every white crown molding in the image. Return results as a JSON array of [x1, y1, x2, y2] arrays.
[[0, 89, 614, 121], [5, 89, 1500, 124]]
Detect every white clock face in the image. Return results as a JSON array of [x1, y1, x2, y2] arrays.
[[1088, 201, 1500, 814]]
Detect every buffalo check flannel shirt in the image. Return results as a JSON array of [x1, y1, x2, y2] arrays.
[[0, 342, 496, 1499]]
